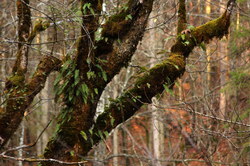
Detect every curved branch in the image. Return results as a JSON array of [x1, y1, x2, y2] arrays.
[[86, 0, 237, 153], [171, 5, 234, 57], [95, 0, 154, 90], [28, 20, 50, 43], [81, 54, 185, 154], [27, 55, 62, 98], [0, 55, 61, 148]]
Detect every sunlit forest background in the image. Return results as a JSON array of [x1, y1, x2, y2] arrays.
[[0, 0, 249, 165]]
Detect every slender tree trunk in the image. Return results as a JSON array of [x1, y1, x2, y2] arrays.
[[18, 123, 24, 166], [148, 9, 161, 165], [219, 0, 228, 118], [206, 0, 212, 89], [113, 128, 118, 166], [112, 77, 119, 166]]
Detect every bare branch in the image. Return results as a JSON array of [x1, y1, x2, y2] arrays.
[[1, 120, 52, 155], [0, 154, 88, 165]]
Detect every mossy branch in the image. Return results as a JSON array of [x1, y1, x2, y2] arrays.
[[16, 0, 31, 48], [82, 0, 237, 154], [12, 0, 31, 76], [171, 7, 234, 57], [95, 0, 154, 84], [80, 54, 186, 154], [76, 0, 103, 72], [177, 0, 187, 34], [28, 20, 50, 43], [95, 0, 148, 56], [0, 55, 61, 148], [28, 56, 62, 96]]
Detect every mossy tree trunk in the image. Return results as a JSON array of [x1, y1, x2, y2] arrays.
[[0, 0, 61, 148], [0, 0, 236, 165]]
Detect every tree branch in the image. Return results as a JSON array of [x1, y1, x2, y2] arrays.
[[177, 0, 187, 34], [81, 54, 186, 154], [76, 0, 103, 73], [94, 0, 154, 95], [41, 1, 155, 163], [86, 0, 237, 153], [0, 154, 88, 165], [27, 55, 62, 98], [28, 20, 50, 43], [12, 0, 31, 75], [0, 55, 61, 148], [41, 0, 236, 163]]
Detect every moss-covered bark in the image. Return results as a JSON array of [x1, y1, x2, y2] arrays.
[[28, 20, 50, 43], [0, 0, 56, 148], [171, 12, 231, 57], [12, 0, 31, 75], [97, 0, 154, 84], [42, 1, 155, 165], [76, 0, 103, 72], [177, 0, 187, 34], [79, 54, 186, 153], [0, 56, 61, 148], [79, 0, 236, 156]]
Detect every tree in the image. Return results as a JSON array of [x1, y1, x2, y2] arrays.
[[0, 0, 238, 165]]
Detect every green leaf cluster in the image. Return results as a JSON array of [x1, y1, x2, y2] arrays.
[[82, 3, 95, 15], [54, 59, 90, 105]]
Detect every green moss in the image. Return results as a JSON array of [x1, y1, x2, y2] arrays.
[[177, 0, 187, 34], [171, 13, 230, 57], [170, 36, 195, 57], [193, 13, 230, 43], [135, 54, 185, 89], [94, 53, 186, 139], [28, 20, 50, 42], [8, 75, 25, 86], [101, 11, 131, 38]]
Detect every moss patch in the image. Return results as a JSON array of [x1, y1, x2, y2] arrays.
[[8, 75, 25, 86], [171, 12, 230, 57], [192, 13, 230, 43], [28, 20, 50, 42], [101, 11, 131, 39]]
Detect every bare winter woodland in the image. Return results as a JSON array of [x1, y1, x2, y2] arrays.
[[0, 0, 250, 166]]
